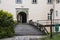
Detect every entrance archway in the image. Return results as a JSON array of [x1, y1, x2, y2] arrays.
[[17, 12, 27, 23]]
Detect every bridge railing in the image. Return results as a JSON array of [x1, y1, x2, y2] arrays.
[[29, 19, 60, 34], [37, 19, 60, 25], [36, 19, 60, 32], [29, 20, 49, 35]]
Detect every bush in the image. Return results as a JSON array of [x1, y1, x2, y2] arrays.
[[14, 20, 17, 25], [0, 10, 14, 27], [0, 10, 15, 38], [0, 27, 7, 38], [6, 26, 14, 37]]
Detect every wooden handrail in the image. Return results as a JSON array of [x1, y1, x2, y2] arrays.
[[29, 21, 49, 34], [39, 24, 60, 27]]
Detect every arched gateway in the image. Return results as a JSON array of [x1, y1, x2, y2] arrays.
[[17, 12, 27, 23]]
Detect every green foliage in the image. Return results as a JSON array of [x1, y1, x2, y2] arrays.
[[14, 20, 17, 25], [0, 10, 14, 27], [6, 26, 14, 37], [40, 34, 60, 40], [0, 10, 15, 38], [0, 27, 7, 38]]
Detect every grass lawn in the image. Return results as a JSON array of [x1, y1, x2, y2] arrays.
[[41, 33, 60, 40]]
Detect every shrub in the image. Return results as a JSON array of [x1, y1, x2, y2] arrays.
[[6, 27, 14, 37], [14, 20, 17, 25], [0, 10, 14, 27], [0, 10, 15, 38], [0, 27, 6, 38]]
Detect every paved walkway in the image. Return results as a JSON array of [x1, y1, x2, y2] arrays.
[[14, 23, 43, 36], [0, 36, 46, 40], [0, 23, 47, 40]]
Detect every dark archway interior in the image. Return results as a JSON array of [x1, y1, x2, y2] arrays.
[[18, 12, 27, 23]]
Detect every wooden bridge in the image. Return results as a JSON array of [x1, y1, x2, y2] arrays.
[[14, 21, 48, 36], [14, 19, 60, 36]]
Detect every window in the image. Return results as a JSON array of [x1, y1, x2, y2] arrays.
[[16, 0, 22, 4], [48, 13, 51, 20], [32, 0, 37, 4], [56, 11, 58, 16], [48, 0, 52, 4], [56, 0, 60, 3], [0, 0, 1, 3]]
